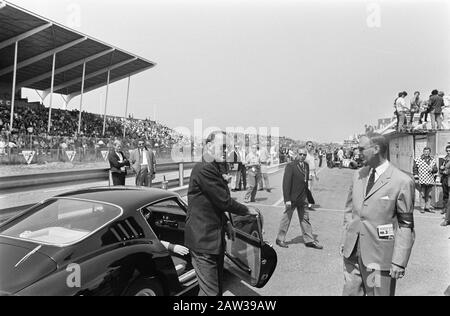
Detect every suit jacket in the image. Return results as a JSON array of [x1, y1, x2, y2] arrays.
[[341, 163, 415, 271], [185, 158, 249, 255], [283, 160, 310, 206], [108, 151, 130, 174], [130, 148, 156, 174]]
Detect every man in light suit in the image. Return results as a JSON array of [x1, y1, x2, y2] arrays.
[[341, 134, 415, 296], [130, 139, 156, 187]]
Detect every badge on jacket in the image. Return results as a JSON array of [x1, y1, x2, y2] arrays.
[[377, 224, 394, 240]]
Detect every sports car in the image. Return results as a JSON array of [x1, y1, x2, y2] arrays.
[[0, 187, 277, 296]]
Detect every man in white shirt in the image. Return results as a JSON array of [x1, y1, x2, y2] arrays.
[[130, 139, 156, 187], [258, 145, 271, 193], [244, 145, 262, 203], [395, 92, 408, 132], [341, 134, 415, 296], [306, 141, 319, 209], [108, 140, 130, 186]]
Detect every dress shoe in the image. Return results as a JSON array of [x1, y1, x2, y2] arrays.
[[305, 241, 324, 250], [276, 240, 289, 248], [266, 189, 272, 193], [420, 209, 426, 214], [426, 209, 435, 213]]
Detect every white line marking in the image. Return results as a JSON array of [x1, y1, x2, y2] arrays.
[[272, 198, 284, 207], [44, 187, 75, 193]]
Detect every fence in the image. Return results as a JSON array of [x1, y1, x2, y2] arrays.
[[0, 133, 200, 165]]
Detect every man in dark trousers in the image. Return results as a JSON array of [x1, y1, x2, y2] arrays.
[[185, 131, 252, 296], [276, 148, 323, 249], [108, 140, 130, 186]]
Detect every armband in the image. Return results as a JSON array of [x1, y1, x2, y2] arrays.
[[397, 213, 414, 229]]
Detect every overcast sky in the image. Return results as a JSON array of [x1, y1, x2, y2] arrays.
[[12, 0, 450, 143]]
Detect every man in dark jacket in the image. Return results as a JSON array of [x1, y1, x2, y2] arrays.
[[185, 131, 251, 296], [276, 148, 323, 249], [430, 90, 445, 130], [108, 140, 130, 186]]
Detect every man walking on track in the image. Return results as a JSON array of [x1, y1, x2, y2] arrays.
[[276, 148, 323, 250]]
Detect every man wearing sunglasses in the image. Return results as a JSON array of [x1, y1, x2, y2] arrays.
[[276, 148, 323, 250], [341, 134, 415, 296]]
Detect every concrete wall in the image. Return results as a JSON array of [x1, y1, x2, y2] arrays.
[[388, 131, 450, 208]]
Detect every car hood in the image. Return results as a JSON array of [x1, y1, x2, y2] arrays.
[[0, 241, 57, 295]]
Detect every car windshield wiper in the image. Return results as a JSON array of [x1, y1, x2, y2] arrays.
[[14, 244, 43, 268]]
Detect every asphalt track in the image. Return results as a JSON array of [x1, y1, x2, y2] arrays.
[[1, 165, 448, 296], [222, 167, 450, 296]]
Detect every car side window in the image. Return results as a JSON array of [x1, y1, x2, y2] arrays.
[[142, 199, 186, 219], [142, 199, 186, 247]]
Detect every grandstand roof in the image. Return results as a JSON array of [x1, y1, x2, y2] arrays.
[[0, 1, 155, 98]]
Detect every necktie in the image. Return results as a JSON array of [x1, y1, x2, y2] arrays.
[[366, 169, 376, 196]]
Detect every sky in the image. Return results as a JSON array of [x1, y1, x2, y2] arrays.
[[10, 0, 450, 143]]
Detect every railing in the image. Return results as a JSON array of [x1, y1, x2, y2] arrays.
[[0, 161, 197, 193]]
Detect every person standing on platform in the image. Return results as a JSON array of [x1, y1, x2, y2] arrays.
[[429, 90, 445, 130], [394, 92, 408, 132], [244, 144, 262, 203], [413, 147, 438, 214], [108, 140, 130, 186], [341, 134, 415, 296], [410, 91, 421, 126], [130, 139, 156, 187], [276, 148, 323, 250]]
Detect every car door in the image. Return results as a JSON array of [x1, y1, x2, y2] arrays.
[[224, 206, 277, 288]]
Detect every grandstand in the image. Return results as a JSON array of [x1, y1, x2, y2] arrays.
[[0, 0, 155, 136]]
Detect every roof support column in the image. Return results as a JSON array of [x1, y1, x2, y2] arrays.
[[102, 70, 111, 136], [77, 61, 86, 135], [9, 41, 18, 133], [123, 76, 131, 138], [47, 53, 56, 134]]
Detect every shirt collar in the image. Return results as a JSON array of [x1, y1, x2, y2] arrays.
[[372, 160, 390, 176]]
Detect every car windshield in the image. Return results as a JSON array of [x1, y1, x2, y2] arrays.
[[0, 198, 122, 246]]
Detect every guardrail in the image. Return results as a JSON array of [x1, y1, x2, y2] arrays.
[[0, 161, 197, 193], [0, 163, 287, 219]]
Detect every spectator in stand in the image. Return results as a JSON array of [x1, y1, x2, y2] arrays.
[[413, 147, 438, 214]]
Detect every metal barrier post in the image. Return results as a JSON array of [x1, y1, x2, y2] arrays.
[[179, 163, 184, 187]]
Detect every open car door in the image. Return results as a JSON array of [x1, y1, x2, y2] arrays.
[[224, 206, 277, 288]]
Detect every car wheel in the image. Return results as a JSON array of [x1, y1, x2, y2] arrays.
[[125, 278, 164, 296]]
